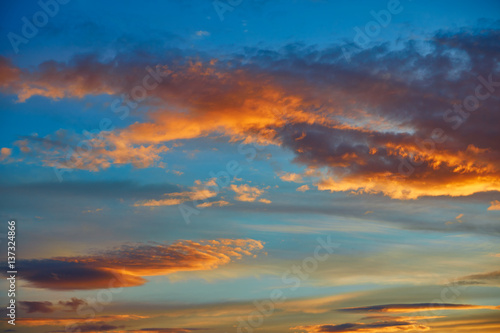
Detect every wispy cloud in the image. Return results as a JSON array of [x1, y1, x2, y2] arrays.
[[134, 179, 218, 207], [338, 303, 500, 313], [14, 239, 264, 290], [292, 319, 429, 333], [195, 30, 210, 37]]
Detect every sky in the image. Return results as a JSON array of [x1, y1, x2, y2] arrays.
[[0, 0, 500, 332]]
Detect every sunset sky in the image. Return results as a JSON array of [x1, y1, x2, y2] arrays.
[[1, 1, 500, 332]]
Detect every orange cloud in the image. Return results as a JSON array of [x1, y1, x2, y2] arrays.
[[14, 130, 170, 172], [2, 29, 500, 200], [196, 200, 230, 208], [126, 329, 209, 333], [296, 184, 310, 192], [17, 239, 264, 290], [488, 200, 500, 210], [279, 172, 304, 183], [0, 147, 11, 159], [315, 172, 500, 200], [230, 184, 269, 202]]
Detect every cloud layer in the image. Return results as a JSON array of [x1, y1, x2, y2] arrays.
[[2, 26, 500, 199], [13, 238, 263, 290]]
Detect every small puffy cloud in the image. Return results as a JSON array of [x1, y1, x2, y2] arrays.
[[292, 320, 429, 332], [3, 28, 500, 199], [195, 30, 210, 37], [230, 184, 268, 202], [58, 298, 87, 312], [296, 184, 310, 192], [447, 213, 465, 225], [279, 172, 304, 183], [15, 131, 169, 172], [0, 147, 11, 162], [82, 208, 103, 214], [488, 200, 500, 211]]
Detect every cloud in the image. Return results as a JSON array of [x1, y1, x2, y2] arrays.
[[196, 200, 230, 208], [133, 179, 218, 207], [456, 270, 500, 286], [195, 30, 210, 37], [447, 213, 465, 225], [49, 323, 123, 332], [338, 303, 500, 313], [292, 319, 429, 332], [488, 200, 500, 210], [20, 301, 54, 313], [230, 184, 269, 202], [296, 184, 310, 192], [12, 238, 263, 290], [58, 298, 88, 312], [0, 147, 11, 162], [14, 130, 169, 172], [82, 208, 103, 213], [279, 172, 304, 183], [17, 315, 147, 326], [2, 27, 500, 198]]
